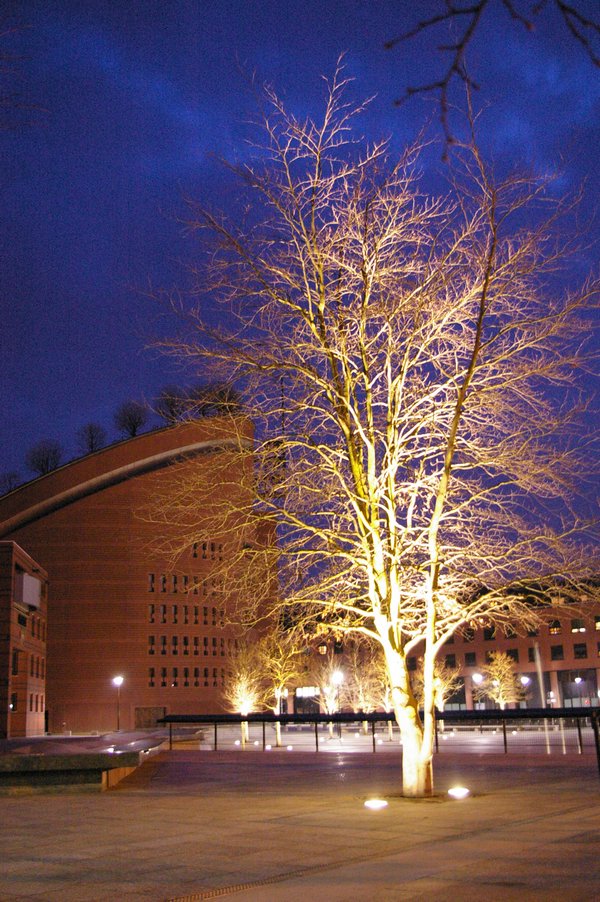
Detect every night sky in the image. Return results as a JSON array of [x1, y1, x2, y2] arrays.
[[1, 0, 599, 479]]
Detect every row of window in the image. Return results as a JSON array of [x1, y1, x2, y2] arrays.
[[148, 604, 224, 626], [452, 617, 600, 644], [148, 666, 225, 688], [148, 574, 224, 595], [443, 641, 600, 669], [29, 655, 45, 679], [16, 612, 46, 641], [192, 541, 223, 561], [148, 635, 238, 656], [29, 693, 45, 713]]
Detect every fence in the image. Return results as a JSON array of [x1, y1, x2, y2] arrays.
[[159, 708, 600, 774]]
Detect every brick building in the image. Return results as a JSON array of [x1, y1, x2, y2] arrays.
[[0, 542, 48, 737], [0, 419, 259, 733]]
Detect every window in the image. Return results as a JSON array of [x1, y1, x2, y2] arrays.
[[597, 642, 600, 658], [317, 644, 327, 655], [212, 637, 217, 656], [192, 543, 198, 558], [148, 667, 155, 687], [160, 604, 167, 624], [183, 667, 189, 687], [571, 619, 586, 633], [193, 667, 200, 687], [172, 667, 178, 687], [212, 607, 217, 626], [504, 625, 517, 639], [172, 575, 178, 594], [464, 652, 476, 667], [595, 617, 600, 632], [172, 636, 178, 655], [148, 636, 155, 655], [192, 577, 199, 596], [220, 638, 225, 656], [172, 604, 178, 624], [10, 692, 17, 711], [148, 573, 155, 592], [203, 667, 209, 686], [160, 667, 167, 687], [203, 606, 208, 625], [445, 653, 456, 667], [18, 612, 27, 627], [29, 693, 33, 712], [212, 667, 218, 687], [483, 627, 495, 641], [506, 648, 519, 663], [160, 635, 167, 655], [202, 542, 208, 559], [193, 637, 199, 656], [573, 643, 588, 659], [11, 650, 19, 675], [183, 636, 189, 656], [462, 627, 474, 643], [527, 647, 535, 663], [445, 634, 454, 645], [160, 575, 167, 593], [148, 604, 155, 624], [183, 605, 189, 625], [549, 620, 561, 635], [30, 656, 35, 676], [550, 644, 564, 661], [193, 605, 199, 624], [204, 637, 209, 655], [527, 628, 539, 637]]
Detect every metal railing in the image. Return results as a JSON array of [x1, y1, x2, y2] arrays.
[[158, 708, 600, 775]]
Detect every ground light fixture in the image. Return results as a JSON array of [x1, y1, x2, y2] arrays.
[[447, 786, 470, 800], [364, 798, 388, 810]]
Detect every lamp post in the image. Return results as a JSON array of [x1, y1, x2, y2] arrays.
[[112, 675, 124, 731], [574, 675, 583, 707], [332, 669, 344, 738]]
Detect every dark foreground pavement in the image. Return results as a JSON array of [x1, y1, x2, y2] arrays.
[[1, 750, 598, 901]]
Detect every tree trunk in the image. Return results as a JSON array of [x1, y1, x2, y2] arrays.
[[361, 719, 368, 735], [394, 702, 433, 797], [274, 720, 282, 747]]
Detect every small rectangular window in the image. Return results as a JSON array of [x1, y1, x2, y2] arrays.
[[172, 636, 178, 655], [462, 627, 474, 643], [483, 627, 495, 641], [172, 667, 178, 687], [148, 635, 155, 655], [194, 605, 199, 624], [573, 642, 588, 659], [172, 574, 178, 594], [183, 605, 189, 624], [445, 653, 456, 668], [550, 644, 564, 661], [549, 620, 561, 635], [506, 648, 519, 663], [203, 606, 208, 625], [202, 542, 208, 559], [595, 617, 600, 632], [183, 636, 189, 655], [193, 637, 200, 655], [160, 575, 167, 593], [212, 607, 217, 626], [571, 619, 586, 633], [148, 604, 155, 623], [464, 652, 476, 667], [527, 647, 535, 663], [160, 604, 167, 624], [172, 604, 178, 624], [192, 543, 198, 558], [10, 692, 17, 711], [183, 667, 189, 687], [192, 577, 199, 595], [148, 573, 155, 592], [194, 667, 200, 687], [11, 650, 19, 675], [212, 637, 217, 656], [203, 666, 209, 686], [504, 625, 517, 639], [149, 667, 155, 687], [160, 667, 167, 687], [526, 628, 539, 637], [160, 635, 167, 655], [18, 612, 27, 627]]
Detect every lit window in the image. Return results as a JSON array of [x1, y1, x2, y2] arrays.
[[595, 617, 600, 632], [571, 619, 586, 633], [317, 644, 327, 656], [549, 620, 561, 635]]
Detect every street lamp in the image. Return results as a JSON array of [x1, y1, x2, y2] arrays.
[[574, 675, 583, 707], [112, 675, 124, 730]]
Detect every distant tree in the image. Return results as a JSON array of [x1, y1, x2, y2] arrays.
[[155, 385, 188, 424], [0, 470, 21, 494], [385, 1, 600, 151], [25, 439, 62, 476], [76, 422, 107, 455], [413, 659, 463, 729], [307, 653, 346, 739], [188, 382, 242, 417], [473, 651, 528, 710], [258, 627, 304, 746], [113, 400, 148, 438], [344, 640, 382, 733]]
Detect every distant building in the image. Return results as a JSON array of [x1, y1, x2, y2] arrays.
[[0, 542, 48, 738], [0, 420, 262, 734]]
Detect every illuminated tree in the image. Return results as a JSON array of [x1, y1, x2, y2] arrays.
[[413, 659, 463, 729], [223, 641, 265, 745], [258, 626, 304, 747], [344, 640, 383, 733], [307, 653, 346, 739], [473, 651, 528, 710], [158, 73, 599, 796]]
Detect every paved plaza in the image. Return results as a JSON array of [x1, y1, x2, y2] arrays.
[[1, 742, 599, 902]]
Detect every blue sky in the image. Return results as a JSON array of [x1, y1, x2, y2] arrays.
[[1, 0, 598, 477]]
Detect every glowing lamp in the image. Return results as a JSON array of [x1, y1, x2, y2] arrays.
[[448, 786, 470, 800], [364, 798, 388, 810]]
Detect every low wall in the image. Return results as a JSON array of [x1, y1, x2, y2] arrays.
[[0, 751, 141, 794]]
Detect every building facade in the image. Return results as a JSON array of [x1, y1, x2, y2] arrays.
[[0, 420, 257, 734], [0, 542, 48, 737]]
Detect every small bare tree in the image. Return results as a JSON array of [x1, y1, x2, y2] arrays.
[[344, 640, 382, 733], [473, 651, 528, 710], [114, 400, 148, 438], [25, 439, 62, 476], [76, 422, 107, 455], [258, 627, 304, 747], [223, 641, 265, 745], [154, 385, 188, 424], [306, 652, 346, 739], [0, 471, 21, 494], [156, 73, 599, 796]]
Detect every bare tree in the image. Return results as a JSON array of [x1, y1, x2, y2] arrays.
[[154, 385, 188, 424], [223, 641, 266, 745], [157, 74, 599, 796], [0, 471, 21, 494], [306, 652, 346, 739], [258, 626, 304, 746], [413, 659, 463, 727], [473, 651, 528, 710], [25, 439, 62, 476], [344, 640, 383, 733], [385, 1, 599, 151], [114, 400, 148, 438], [76, 422, 107, 455]]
